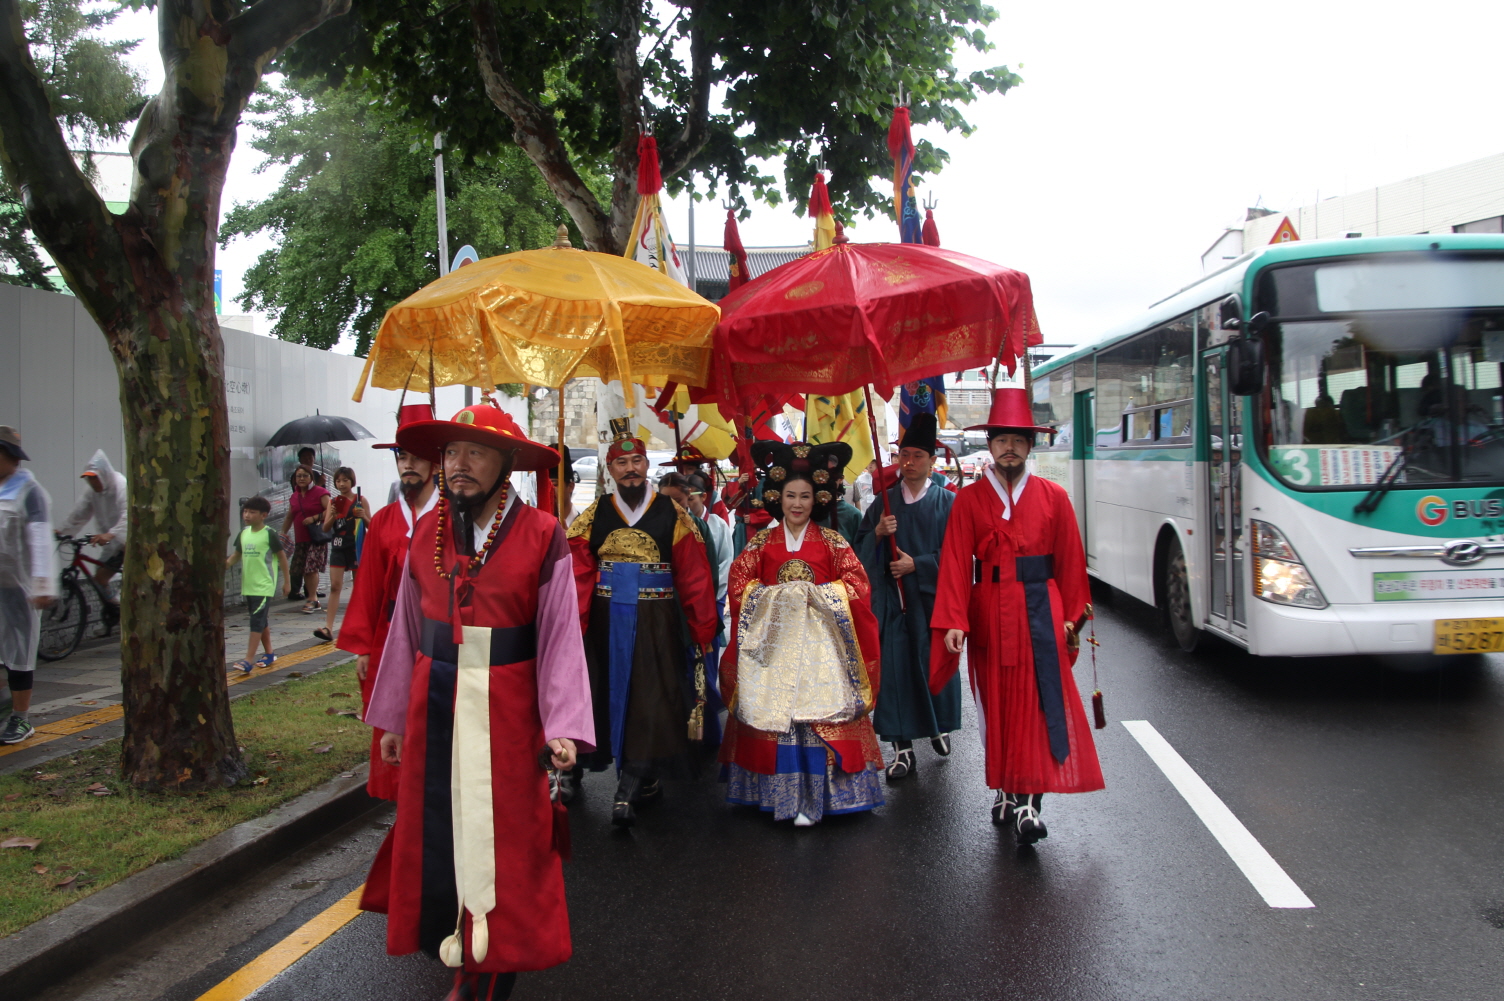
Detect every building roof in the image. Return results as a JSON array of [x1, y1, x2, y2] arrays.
[[688, 245, 812, 282]]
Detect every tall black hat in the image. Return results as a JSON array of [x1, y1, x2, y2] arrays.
[[750, 440, 853, 522], [898, 412, 939, 455]]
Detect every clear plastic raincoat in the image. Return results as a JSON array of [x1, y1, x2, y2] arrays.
[[0, 468, 55, 671]]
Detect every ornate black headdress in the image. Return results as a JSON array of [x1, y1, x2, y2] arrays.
[[751, 440, 853, 522]]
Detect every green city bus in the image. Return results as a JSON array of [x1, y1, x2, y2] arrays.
[[1029, 234, 1504, 657]]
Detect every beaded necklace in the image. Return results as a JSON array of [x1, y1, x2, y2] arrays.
[[432, 470, 510, 580]]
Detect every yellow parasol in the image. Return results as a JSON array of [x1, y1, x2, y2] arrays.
[[353, 228, 719, 403], [354, 227, 720, 521]]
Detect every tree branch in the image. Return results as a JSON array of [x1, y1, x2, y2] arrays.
[[227, 0, 353, 68], [470, 0, 614, 251], [658, 4, 711, 180], [0, 0, 125, 328]]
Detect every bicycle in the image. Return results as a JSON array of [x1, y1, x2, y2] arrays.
[[37, 536, 121, 662]]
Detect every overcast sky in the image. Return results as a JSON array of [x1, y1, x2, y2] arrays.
[[110, 1, 1504, 353]]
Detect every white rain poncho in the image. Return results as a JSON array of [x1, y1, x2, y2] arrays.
[[0, 468, 56, 671], [60, 449, 127, 559]]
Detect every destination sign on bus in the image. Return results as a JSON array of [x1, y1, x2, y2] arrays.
[[1373, 570, 1504, 601]]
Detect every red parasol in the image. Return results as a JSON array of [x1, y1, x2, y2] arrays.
[[710, 240, 1041, 401]]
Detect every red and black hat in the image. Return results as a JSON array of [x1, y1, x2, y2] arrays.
[[964, 387, 1055, 435], [371, 403, 436, 451], [660, 443, 711, 469], [396, 403, 559, 472]]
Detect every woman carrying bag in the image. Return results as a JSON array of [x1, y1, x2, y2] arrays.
[[282, 463, 331, 612], [314, 467, 368, 642]]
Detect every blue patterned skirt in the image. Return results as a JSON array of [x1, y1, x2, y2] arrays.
[[724, 723, 885, 823]]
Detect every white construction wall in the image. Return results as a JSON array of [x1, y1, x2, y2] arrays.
[[0, 282, 531, 547]]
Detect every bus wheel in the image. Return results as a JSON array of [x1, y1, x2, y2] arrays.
[[1163, 542, 1200, 652]]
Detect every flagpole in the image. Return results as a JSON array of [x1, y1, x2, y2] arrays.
[[863, 384, 907, 614], [687, 173, 697, 292]]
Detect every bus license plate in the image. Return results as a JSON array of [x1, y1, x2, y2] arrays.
[[1433, 618, 1504, 655]]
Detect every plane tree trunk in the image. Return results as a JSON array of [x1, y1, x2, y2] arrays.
[[0, 0, 350, 789]]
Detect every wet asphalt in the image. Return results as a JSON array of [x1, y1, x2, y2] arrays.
[[39, 582, 1504, 1001]]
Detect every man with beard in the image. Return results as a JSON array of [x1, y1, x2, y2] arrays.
[[567, 430, 717, 826], [336, 404, 439, 800], [362, 403, 593, 1000], [929, 388, 1103, 846]]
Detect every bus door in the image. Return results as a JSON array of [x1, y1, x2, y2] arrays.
[[1074, 388, 1095, 568], [1203, 352, 1247, 631]]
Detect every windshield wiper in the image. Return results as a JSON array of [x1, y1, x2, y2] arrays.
[[1354, 432, 1417, 514]]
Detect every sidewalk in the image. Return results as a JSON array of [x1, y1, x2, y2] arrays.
[[0, 595, 355, 777]]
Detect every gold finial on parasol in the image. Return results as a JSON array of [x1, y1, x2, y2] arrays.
[[553, 225, 572, 249]]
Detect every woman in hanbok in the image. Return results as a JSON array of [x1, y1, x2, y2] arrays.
[[719, 441, 885, 826]]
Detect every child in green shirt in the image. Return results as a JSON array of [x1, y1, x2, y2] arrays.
[[227, 496, 291, 674]]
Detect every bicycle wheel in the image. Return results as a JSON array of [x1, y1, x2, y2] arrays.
[[37, 578, 88, 662]]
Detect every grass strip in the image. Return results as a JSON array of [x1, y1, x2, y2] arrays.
[[0, 661, 371, 938]]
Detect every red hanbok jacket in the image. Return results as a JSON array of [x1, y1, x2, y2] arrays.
[[719, 525, 885, 774], [336, 496, 431, 799], [929, 472, 1104, 795]]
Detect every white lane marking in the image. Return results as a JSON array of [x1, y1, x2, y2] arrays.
[[1122, 720, 1314, 909]]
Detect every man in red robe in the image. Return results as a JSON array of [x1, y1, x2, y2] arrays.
[[930, 388, 1103, 846], [567, 429, 717, 826], [362, 403, 594, 1001], [337, 403, 438, 800]]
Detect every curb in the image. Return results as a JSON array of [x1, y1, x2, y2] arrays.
[[0, 765, 382, 1000]]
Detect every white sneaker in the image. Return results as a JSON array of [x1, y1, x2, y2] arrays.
[[793, 812, 815, 827]]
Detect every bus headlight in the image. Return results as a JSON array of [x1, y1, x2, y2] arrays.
[[1251, 520, 1328, 609]]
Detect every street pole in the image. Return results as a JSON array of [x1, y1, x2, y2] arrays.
[[434, 133, 470, 407], [686, 173, 697, 293]]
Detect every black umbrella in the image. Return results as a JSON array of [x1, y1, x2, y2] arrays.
[[265, 412, 376, 447]]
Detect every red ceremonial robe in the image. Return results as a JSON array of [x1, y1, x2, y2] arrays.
[[336, 498, 417, 800], [363, 500, 586, 973], [719, 525, 885, 773], [929, 473, 1104, 795]]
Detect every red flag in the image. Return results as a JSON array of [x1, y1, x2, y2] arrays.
[[636, 135, 662, 194], [724, 209, 751, 292], [922, 208, 940, 247], [808, 172, 836, 250]]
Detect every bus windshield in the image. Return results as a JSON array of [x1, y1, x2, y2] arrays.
[[1260, 313, 1504, 488]]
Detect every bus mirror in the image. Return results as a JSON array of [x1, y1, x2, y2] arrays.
[[1219, 295, 1242, 329], [1228, 337, 1265, 395], [1246, 311, 1272, 335]]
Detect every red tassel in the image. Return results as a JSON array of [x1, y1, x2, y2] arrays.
[[1092, 689, 1107, 730], [552, 798, 572, 861]]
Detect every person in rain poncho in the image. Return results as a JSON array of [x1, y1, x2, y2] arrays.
[[59, 449, 127, 602], [0, 427, 56, 746]]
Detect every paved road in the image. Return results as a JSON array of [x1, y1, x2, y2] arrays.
[[38, 584, 1504, 1000]]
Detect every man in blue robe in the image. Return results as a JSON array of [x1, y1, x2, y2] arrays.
[[855, 413, 960, 780]]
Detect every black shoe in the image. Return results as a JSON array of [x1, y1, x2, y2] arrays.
[[611, 800, 636, 827], [1014, 794, 1047, 846], [931, 733, 951, 756], [885, 746, 915, 782], [636, 777, 662, 804], [990, 789, 1012, 826]]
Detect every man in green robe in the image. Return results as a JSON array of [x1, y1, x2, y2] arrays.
[[855, 413, 960, 780]]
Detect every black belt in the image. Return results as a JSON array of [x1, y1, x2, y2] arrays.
[[972, 554, 1055, 584], [972, 555, 1068, 763], [419, 617, 537, 666]]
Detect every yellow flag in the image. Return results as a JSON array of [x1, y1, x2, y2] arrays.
[[806, 390, 875, 483]]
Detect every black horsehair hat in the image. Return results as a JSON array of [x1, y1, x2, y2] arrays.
[[898, 412, 939, 455], [751, 440, 853, 522]]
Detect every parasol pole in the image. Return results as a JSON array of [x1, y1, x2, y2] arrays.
[[862, 384, 907, 614], [557, 384, 569, 524]]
